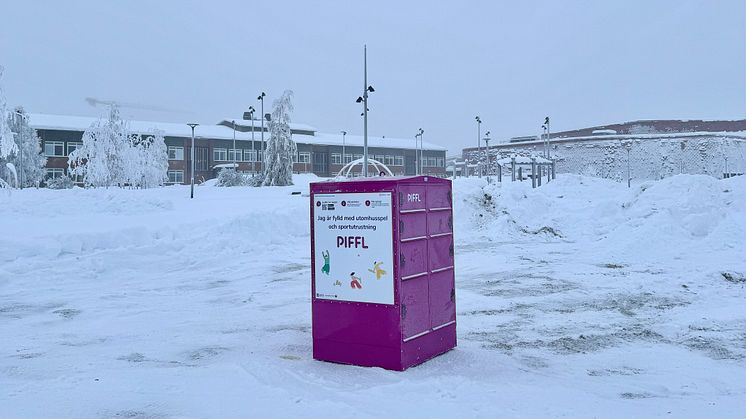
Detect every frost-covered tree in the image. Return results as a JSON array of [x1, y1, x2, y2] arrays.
[[262, 90, 297, 186], [133, 129, 168, 188], [0, 66, 18, 160], [69, 105, 130, 187], [70, 106, 168, 188], [4, 107, 47, 187]]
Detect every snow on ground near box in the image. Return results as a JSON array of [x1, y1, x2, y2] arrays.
[[1, 173, 745, 418]]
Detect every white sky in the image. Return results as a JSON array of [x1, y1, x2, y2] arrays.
[[1, 0, 745, 155]]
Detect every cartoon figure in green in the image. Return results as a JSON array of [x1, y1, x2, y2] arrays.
[[321, 250, 330, 275], [368, 261, 387, 280]]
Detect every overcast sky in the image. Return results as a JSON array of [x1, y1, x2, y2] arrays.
[[2, 0, 745, 154]]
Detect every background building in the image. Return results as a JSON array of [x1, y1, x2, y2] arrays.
[[462, 119, 746, 181], [30, 113, 447, 184]]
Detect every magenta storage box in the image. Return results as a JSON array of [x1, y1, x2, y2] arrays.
[[310, 176, 456, 371]]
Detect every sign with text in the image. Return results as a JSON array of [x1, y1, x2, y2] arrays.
[[313, 192, 394, 305]]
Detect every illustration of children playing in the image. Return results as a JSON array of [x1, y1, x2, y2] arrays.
[[321, 250, 330, 275], [350, 272, 362, 289], [368, 261, 387, 280]]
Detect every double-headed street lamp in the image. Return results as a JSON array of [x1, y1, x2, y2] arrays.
[[187, 123, 199, 199], [257, 92, 266, 173], [475, 116, 482, 177], [543, 116, 550, 158], [484, 131, 491, 182], [417, 128, 424, 175], [341, 130, 347, 166], [356, 45, 374, 176], [243, 106, 256, 173], [12, 110, 27, 189]]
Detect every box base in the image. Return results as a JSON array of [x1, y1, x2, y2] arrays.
[[313, 323, 456, 371]]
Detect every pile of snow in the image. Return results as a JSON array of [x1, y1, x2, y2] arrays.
[[1, 173, 745, 417]]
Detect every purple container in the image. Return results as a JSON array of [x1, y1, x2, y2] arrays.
[[310, 176, 456, 371]]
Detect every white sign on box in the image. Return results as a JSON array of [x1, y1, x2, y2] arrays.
[[313, 192, 394, 305]]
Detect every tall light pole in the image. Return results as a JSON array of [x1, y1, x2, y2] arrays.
[[243, 106, 255, 173], [484, 132, 491, 183], [187, 123, 199, 199], [542, 124, 548, 158], [418, 128, 424, 175], [356, 45, 375, 177], [414, 131, 421, 175], [544, 116, 550, 158], [13, 110, 27, 189], [257, 92, 266, 173], [341, 130, 347, 166], [475, 116, 482, 177], [232, 120, 237, 170]]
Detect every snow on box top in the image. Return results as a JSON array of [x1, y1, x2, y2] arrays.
[[311, 175, 451, 189]]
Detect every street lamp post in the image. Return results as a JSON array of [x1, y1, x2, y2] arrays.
[[475, 116, 482, 177], [484, 134, 491, 184], [187, 123, 199, 199], [340, 130, 347, 168], [544, 116, 550, 158], [232, 120, 237, 170], [13, 110, 27, 189], [414, 133, 420, 175], [243, 106, 255, 174], [257, 92, 266, 173], [418, 128, 424, 175], [356, 45, 375, 177]]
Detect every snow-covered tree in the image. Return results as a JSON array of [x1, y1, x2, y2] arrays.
[[4, 107, 47, 187], [0, 66, 18, 160], [262, 90, 297, 186], [133, 129, 168, 188], [69, 106, 168, 188], [69, 105, 129, 187]]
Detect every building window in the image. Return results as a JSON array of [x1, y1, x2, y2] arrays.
[[298, 152, 311, 163], [44, 141, 65, 157], [394, 156, 404, 166], [67, 142, 83, 156], [437, 157, 444, 167], [213, 148, 227, 161], [45, 168, 64, 179], [354, 154, 362, 161], [244, 149, 257, 162], [374, 155, 384, 162], [344, 153, 354, 164], [331, 153, 342, 164], [168, 146, 184, 160], [196, 147, 209, 171], [167, 170, 184, 184], [384, 155, 394, 165], [228, 149, 242, 162]]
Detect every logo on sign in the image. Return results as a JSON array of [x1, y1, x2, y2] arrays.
[[407, 193, 421, 202]]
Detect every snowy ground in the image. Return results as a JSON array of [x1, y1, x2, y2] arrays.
[[1, 174, 745, 418]]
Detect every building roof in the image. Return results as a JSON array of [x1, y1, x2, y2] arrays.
[[28, 113, 446, 152], [465, 130, 746, 153], [551, 119, 746, 139]]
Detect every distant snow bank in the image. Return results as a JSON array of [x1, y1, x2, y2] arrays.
[[453, 174, 746, 263], [0, 174, 320, 262], [0, 173, 743, 265]]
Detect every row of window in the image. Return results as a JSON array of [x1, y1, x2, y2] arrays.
[[422, 157, 445, 167], [45, 142, 445, 168], [44, 141, 83, 157]]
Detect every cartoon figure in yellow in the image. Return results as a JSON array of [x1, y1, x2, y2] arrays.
[[368, 261, 387, 280]]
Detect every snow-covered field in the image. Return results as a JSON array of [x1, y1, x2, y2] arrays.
[[1, 174, 745, 418]]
